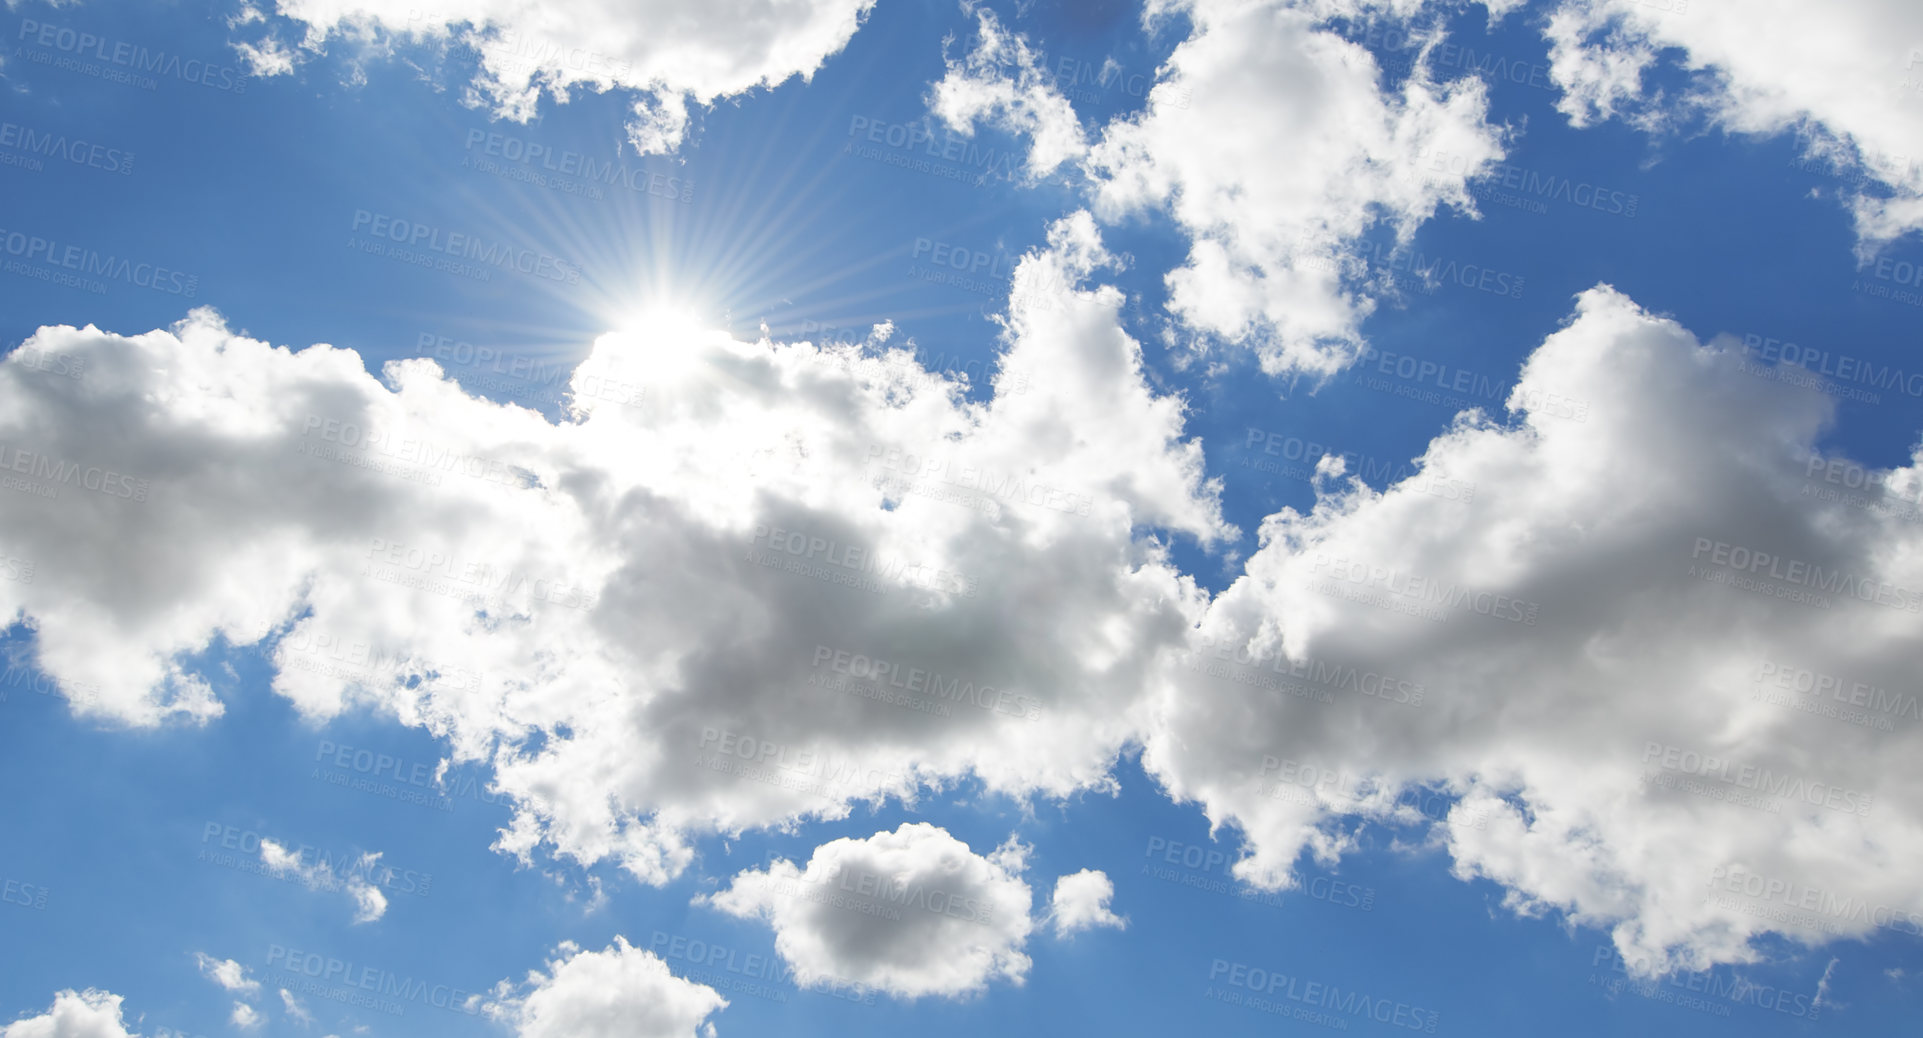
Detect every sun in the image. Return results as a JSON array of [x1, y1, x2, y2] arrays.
[[609, 302, 713, 341]]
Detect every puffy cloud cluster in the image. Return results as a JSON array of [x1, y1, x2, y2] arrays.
[[0, 212, 1226, 890], [932, 0, 1507, 375], [7, 252, 1923, 982], [234, 0, 876, 153], [703, 822, 1037, 999], [1540, 0, 1923, 247], [1144, 285, 1923, 975], [484, 938, 726, 1038]]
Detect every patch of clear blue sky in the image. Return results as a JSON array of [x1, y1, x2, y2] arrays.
[[2, 0, 1920, 1033]]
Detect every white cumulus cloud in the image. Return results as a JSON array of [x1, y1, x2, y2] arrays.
[[484, 937, 725, 1038], [0, 990, 139, 1038], [703, 822, 1036, 999], [1048, 868, 1125, 936], [933, 0, 1508, 376], [1143, 283, 1923, 976]]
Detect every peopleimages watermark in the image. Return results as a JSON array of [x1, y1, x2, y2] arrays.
[[1, 659, 99, 709], [649, 930, 877, 1006], [363, 536, 599, 612], [1315, 239, 1525, 300], [1687, 537, 1923, 613], [844, 116, 1020, 187], [1588, 946, 1816, 1021], [1308, 552, 1542, 625], [1750, 660, 1916, 732], [1045, 54, 1191, 109], [0, 119, 134, 175], [460, 130, 694, 205], [415, 333, 645, 408], [1205, 959, 1440, 1032], [693, 727, 910, 807], [0, 226, 199, 297], [808, 644, 1043, 721], [1241, 427, 1475, 502], [1141, 836, 1374, 913], [746, 522, 980, 599], [1704, 864, 1923, 938], [1739, 333, 1923, 405], [1343, 345, 1588, 421], [907, 236, 1018, 299], [1184, 637, 1427, 707], [14, 18, 249, 93], [1855, 253, 1923, 309], [265, 944, 482, 1018], [1356, 24, 1557, 94], [1410, 150, 1639, 219], [198, 823, 432, 897], [1801, 455, 1923, 525], [868, 444, 1094, 519], [0, 551, 33, 588], [762, 861, 997, 927], [0, 440, 151, 503], [310, 739, 508, 813], [1252, 757, 1493, 831], [6, 346, 88, 381], [277, 626, 484, 693], [297, 413, 536, 491], [347, 209, 583, 284], [1640, 741, 1874, 816], [2, 876, 48, 911]]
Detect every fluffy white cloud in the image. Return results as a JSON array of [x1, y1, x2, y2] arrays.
[[237, 0, 876, 153], [1047, 868, 1125, 936], [703, 822, 1035, 999], [0, 212, 1225, 889], [260, 839, 389, 923], [933, 0, 1507, 376], [484, 937, 725, 1038], [1144, 283, 1923, 975], [192, 953, 259, 994], [929, 8, 1088, 179], [227, 1004, 261, 1031], [1541, 0, 1923, 246], [0, 991, 137, 1038]]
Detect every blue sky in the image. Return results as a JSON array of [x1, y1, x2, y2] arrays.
[[4, 0, 1923, 1035]]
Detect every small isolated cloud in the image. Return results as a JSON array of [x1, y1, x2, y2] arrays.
[[228, 1003, 261, 1031], [260, 839, 389, 923], [192, 954, 259, 994], [484, 937, 726, 1038], [0, 989, 139, 1038], [704, 822, 1036, 1000], [929, 7, 1088, 179], [1048, 868, 1125, 936], [278, 989, 313, 1026]]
